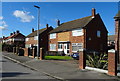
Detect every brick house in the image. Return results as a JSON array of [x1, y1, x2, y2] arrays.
[[25, 25, 53, 52], [49, 8, 108, 55], [108, 35, 115, 50], [3, 30, 25, 47], [114, 11, 120, 63]]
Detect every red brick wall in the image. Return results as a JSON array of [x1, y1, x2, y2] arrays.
[[49, 14, 108, 54], [49, 31, 84, 54], [115, 20, 120, 63], [69, 31, 84, 54], [26, 27, 53, 51], [8, 33, 25, 47], [49, 33, 58, 51], [85, 14, 108, 53], [26, 37, 37, 45], [108, 52, 117, 76]]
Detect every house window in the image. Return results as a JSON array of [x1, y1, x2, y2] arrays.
[[25, 44, 30, 48], [26, 38, 29, 41], [97, 31, 101, 37], [50, 44, 56, 51], [72, 43, 83, 52], [50, 33, 56, 39], [58, 44, 63, 49], [72, 28, 83, 36], [34, 36, 38, 40]]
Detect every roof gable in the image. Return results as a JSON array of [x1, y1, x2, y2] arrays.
[[26, 28, 47, 37], [115, 11, 120, 17], [3, 33, 25, 40]]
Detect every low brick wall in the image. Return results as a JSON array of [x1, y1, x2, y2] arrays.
[[108, 50, 117, 76], [39, 48, 44, 60], [79, 50, 86, 69], [23, 48, 28, 56]]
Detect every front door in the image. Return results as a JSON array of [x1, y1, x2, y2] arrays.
[[63, 43, 69, 54]]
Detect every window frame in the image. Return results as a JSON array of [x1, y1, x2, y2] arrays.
[[34, 36, 38, 40], [50, 33, 56, 39], [50, 44, 56, 51], [97, 30, 101, 37], [26, 38, 29, 41], [72, 43, 83, 52], [72, 28, 83, 36]]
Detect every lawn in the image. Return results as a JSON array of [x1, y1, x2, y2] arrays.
[[45, 56, 73, 60]]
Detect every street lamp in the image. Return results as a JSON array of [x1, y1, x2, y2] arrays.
[[34, 5, 40, 59]]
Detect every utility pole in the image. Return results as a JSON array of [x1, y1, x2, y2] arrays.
[[34, 5, 40, 59]]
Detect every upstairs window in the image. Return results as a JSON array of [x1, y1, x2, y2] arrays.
[[97, 31, 101, 37], [72, 28, 83, 36], [26, 38, 29, 41], [50, 33, 56, 39], [34, 36, 38, 40]]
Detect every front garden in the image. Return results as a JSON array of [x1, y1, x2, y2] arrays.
[[45, 56, 73, 60]]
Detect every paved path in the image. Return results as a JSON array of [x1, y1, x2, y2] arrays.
[[2, 57, 55, 79], [2, 52, 120, 81]]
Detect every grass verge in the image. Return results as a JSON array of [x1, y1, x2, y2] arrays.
[[45, 56, 73, 60]]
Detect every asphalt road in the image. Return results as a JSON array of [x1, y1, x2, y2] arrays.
[[1, 56, 56, 80]]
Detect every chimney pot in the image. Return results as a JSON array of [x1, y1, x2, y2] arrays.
[[57, 19, 60, 26], [10, 33, 13, 36], [13, 32, 15, 34], [32, 28, 34, 32], [92, 8, 96, 17], [16, 30, 20, 34], [46, 24, 49, 29], [3, 36, 5, 38]]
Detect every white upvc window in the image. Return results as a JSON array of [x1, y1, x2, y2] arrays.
[[58, 44, 63, 49], [14, 38, 24, 41], [72, 28, 83, 36], [50, 33, 56, 39], [97, 30, 101, 37], [25, 44, 30, 48], [34, 36, 38, 40], [72, 43, 83, 52], [26, 38, 29, 41], [50, 44, 56, 51]]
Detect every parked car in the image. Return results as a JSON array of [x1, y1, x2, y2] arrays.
[[71, 52, 79, 60]]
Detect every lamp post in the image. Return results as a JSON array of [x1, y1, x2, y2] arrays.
[[34, 5, 40, 59]]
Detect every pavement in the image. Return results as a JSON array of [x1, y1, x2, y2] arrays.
[[2, 52, 120, 81]]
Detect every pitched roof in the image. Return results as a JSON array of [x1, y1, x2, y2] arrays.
[[26, 28, 47, 37], [114, 10, 120, 19], [50, 15, 94, 33], [3, 33, 25, 40], [108, 35, 115, 41]]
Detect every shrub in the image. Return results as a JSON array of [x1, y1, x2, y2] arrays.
[[86, 53, 108, 70]]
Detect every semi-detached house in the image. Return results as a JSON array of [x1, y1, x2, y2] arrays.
[[3, 30, 25, 47], [25, 25, 53, 52], [49, 8, 108, 55]]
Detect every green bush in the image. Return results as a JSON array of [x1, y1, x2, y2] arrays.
[[86, 53, 108, 70]]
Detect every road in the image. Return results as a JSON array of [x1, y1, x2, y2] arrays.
[[1, 56, 57, 80]]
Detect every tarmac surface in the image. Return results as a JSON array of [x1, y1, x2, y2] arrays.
[[2, 52, 120, 81]]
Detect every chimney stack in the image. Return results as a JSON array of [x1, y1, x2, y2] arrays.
[[10, 33, 13, 36], [92, 8, 96, 17], [32, 28, 34, 32], [16, 30, 20, 34], [46, 24, 49, 29], [13, 32, 16, 34], [57, 19, 60, 26], [3, 36, 5, 39]]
